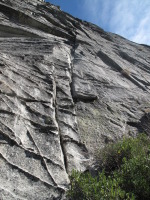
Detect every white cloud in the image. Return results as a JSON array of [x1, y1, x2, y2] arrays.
[[131, 16, 150, 44], [82, 0, 150, 45]]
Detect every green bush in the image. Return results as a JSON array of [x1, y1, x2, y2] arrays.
[[115, 135, 150, 199], [67, 170, 135, 200], [94, 138, 133, 173], [67, 134, 150, 200]]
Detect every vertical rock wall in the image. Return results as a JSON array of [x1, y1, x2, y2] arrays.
[[0, 37, 89, 199], [0, 0, 150, 199]]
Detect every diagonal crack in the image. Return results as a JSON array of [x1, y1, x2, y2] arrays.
[[0, 128, 64, 169], [0, 186, 26, 200], [0, 153, 63, 190], [24, 128, 58, 187]]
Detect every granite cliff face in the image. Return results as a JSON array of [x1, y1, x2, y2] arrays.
[[0, 0, 150, 199]]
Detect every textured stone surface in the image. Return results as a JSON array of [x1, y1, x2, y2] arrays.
[[0, 0, 150, 199]]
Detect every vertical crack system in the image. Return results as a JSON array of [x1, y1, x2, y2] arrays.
[[51, 31, 89, 174], [51, 35, 77, 175], [70, 33, 77, 102], [53, 71, 68, 173]]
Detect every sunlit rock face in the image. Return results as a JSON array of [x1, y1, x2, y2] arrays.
[[0, 0, 150, 199]]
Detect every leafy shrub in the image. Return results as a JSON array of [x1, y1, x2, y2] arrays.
[[67, 170, 135, 200], [96, 134, 150, 172], [67, 134, 150, 200], [114, 134, 150, 199], [94, 137, 134, 173]]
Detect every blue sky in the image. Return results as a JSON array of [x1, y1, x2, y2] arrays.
[[47, 0, 150, 45]]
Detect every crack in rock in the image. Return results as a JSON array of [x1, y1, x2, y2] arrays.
[[0, 0, 150, 199]]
